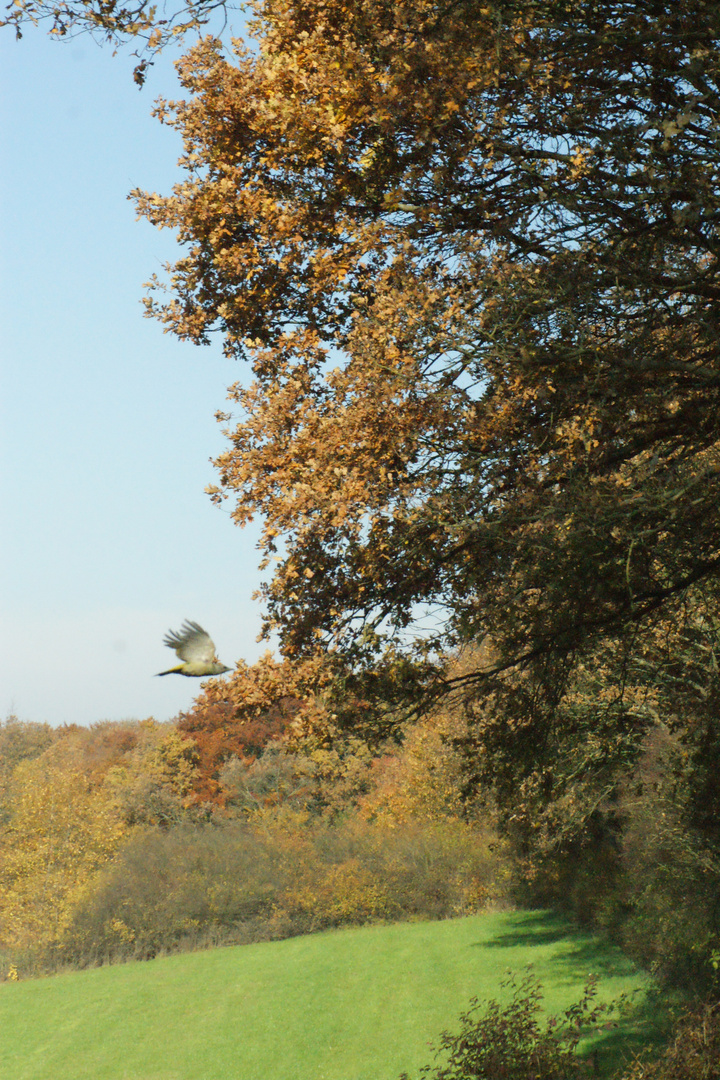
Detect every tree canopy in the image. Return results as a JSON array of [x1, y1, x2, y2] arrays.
[[1, 0, 230, 82], [133, 0, 720, 684], [127, 1, 720, 881]]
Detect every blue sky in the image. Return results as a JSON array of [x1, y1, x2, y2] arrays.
[[1, 20, 269, 726]]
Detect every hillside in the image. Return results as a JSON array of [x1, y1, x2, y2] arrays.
[[0, 910, 655, 1080]]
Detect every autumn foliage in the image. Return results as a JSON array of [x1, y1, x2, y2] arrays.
[[128, 6, 720, 959], [175, 653, 301, 804], [132, 0, 720, 682], [0, 699, 507, 979], [6, 3, 720, 1072]]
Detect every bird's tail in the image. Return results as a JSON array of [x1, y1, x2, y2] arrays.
[[156, 666, 185, 676]]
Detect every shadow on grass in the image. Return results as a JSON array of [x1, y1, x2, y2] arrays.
[[473, 910, 676, 1078], [479, 909, 637, 980], [582, 986, 679, 1079], [473, 909, 572, 950], [585, 1020, 660, 1078]]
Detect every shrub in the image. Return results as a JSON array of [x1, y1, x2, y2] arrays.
[[43, 823, 293, 968], [620, 1001, 720, 1080], [20, 812, 508, 974], [400, 973, 609, 1080], [274, 857, 395, 933], [516, 725, 720, 995]]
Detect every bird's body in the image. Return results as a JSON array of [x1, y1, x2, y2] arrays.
[[157, 620, 231, 677]]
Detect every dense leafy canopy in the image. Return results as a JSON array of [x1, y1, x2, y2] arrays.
[[129, 4, 720, 938], [134, 0, 720, 691]]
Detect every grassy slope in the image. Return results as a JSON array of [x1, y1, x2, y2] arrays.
[[0, 910, 656, 1080]]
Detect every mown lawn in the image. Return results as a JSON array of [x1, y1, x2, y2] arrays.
[[0, 910, 659, 1080]]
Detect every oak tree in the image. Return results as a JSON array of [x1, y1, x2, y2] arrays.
[[130, 5, 720, 943], [134, 0, 720, 688]]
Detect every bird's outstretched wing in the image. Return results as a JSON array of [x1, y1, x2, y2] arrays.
[[163, 620, 217, 664]]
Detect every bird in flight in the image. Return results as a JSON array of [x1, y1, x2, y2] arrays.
[[157, 620, 231, 677]]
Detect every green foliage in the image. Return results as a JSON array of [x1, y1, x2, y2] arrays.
[[505, 638, 720, 992], [400, 973, 609, 1080], [619, 1001, 720, 1080], [604, 772, 720, 991]]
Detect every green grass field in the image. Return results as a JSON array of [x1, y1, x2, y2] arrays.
[[0, 910, 659, 1080]]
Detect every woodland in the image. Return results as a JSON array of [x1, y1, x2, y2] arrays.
[[3, 0, 720, 1076]]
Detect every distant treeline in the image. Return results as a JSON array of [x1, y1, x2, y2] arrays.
[[0, 681, 506, 978]]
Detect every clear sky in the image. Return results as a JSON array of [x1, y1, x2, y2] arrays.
[[1, 19, 269, 726]]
